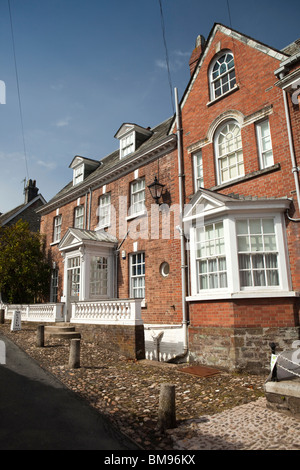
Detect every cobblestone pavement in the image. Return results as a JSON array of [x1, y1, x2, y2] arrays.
[[167, 397, 300, 450], [1, 322, 300, 451]]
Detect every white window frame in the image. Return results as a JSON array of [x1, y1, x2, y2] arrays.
[[193, 151, 204, 191], [215, 120, 244, 185], [256, 119, 274, 169], [98, 193, 111, 229], [210, 51, 236, 101], [129, 178, 146, 217], [120, 131, 135, 158], [53, 215, 62, 243], [130, 252, 145, 299], [74, 205, 84, 229], [188, 212, 292, 301], [89, 255, 108, 298], [195, 221, 227, 291], [73, 164, 84, 185], [50, 268, 59, 303], [236, 218, 279, 289]]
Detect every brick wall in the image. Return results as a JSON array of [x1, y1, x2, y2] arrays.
[[74, 323, 145, 360], [40, 147, 184, 328]]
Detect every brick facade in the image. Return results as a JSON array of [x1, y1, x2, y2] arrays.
[[38, 24, 300, 371]]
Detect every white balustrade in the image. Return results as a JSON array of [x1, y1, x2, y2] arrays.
[[71, 299, 142, 325], [5, 303, 64, 323]]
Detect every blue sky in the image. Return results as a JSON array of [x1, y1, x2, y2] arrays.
[[0, 0, 299, 214]]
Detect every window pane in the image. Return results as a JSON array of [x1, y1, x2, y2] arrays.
[[262, 219, 275, 234], [238, 236, 250, 252], [250, 235, 263, 252], [237, 218, 279, 289], [236, 220, 248, 235], [249, 219, 261, 234]]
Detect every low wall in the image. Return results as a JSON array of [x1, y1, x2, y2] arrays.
[[265, 379, 300, 417], [74, 323, 145, 360], [189, 326, 300, 374]]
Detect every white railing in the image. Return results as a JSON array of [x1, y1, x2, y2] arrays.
[[5, 303, 64, 323], [71, 299, 143, 325]]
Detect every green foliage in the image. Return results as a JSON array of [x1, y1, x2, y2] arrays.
[[0, 220, 51, 304]]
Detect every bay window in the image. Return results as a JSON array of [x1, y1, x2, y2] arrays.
[[185, 190, 292, 300]]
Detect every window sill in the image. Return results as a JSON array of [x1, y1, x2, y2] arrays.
[[126, 211, 147, 221], [187, 290, 299, 302], [95, 224, 110, 231], [50, 240, 60, 246], [206, 84, 239, 107], [210, 163, 281, 192]]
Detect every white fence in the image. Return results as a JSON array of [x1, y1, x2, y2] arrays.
[[4, 303, 64, 323], [71, 299, 142, 325]]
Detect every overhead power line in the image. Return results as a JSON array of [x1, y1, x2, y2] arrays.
[[8, 0, 29, 181], [158, 0, 175, 115]]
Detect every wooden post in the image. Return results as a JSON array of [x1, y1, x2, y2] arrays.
[[36, 325, 45, 347], [158, 383, 176, 432], [0, 309, 4, 324], [69, 339, 81, 369]]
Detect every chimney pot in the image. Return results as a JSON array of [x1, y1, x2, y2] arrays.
[[24, 179, 39, 204]]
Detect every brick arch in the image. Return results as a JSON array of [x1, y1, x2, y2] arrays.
[[206, 109, 245, 143]]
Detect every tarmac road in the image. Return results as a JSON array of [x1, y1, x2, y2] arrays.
[[0, 332, 138, 450]]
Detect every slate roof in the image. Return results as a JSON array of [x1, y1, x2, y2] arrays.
[[40, 116, 174, 213]]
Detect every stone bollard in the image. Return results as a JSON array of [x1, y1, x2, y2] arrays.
[[36, 325, 45, 347], [0, 309, 4, 324], [69, 338, 81, 369], [158, 383, 176, 432]]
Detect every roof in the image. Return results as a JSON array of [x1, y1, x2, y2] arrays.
[[38, 116, 174, 214], [184, 188, 291, 221], [58, 227, 118, 251], [170, 22, 290, 133], [0, 194, 47, 227]]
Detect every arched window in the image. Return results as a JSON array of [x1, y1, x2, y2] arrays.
[[215, 120, 244, 184], [210, 51, 236, 100]]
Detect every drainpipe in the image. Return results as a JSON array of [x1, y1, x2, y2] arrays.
[[114, 231, 129, 299], [88, 188, 92, 229], [170, 87, 188, 362], [280, 73, 300, 222]]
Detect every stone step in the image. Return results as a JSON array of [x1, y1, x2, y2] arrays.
[[45, 325, 81, 339]]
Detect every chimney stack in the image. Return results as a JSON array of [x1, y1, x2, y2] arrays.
[[24, 179, 39, 204], [189, 35, 206, 76]]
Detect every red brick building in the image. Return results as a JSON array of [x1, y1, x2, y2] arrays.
[[38, 24, 300, 372]]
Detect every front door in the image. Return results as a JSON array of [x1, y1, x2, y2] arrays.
[[66, 256, 80, 321]]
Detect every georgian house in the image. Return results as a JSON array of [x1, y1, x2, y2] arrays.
[[37, 23, 300, 371]]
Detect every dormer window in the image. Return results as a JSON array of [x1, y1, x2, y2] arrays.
[[115, 123, 153, 160], [121, 132, 135, 158], [69, 156, 100, 186], [73, 164, 84, 185]]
